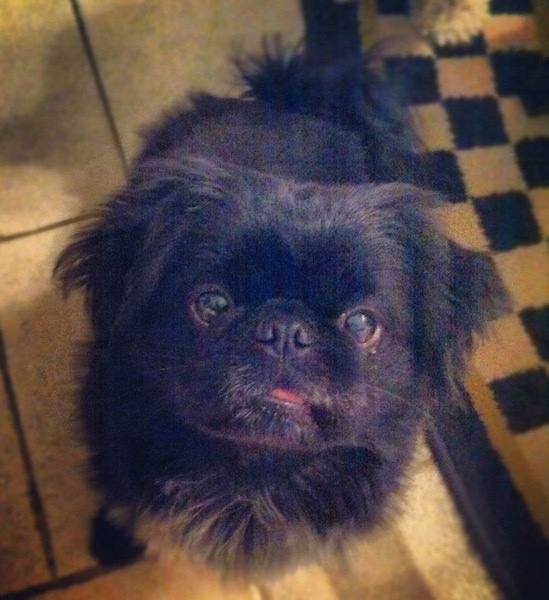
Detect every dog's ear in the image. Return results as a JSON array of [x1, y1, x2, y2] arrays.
[[363, 183, 510, 402], [413, 210, 510, 403], [54, 157, 240, 337], [53, 198, 146, 337], [420, 239, 510, 401]]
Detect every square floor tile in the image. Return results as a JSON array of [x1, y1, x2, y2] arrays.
[[490, 368, 549, 433], [78, 0, 302, 161], [491, 50, 539, 96], [0, 226, 98, 576], [457, 145, 525, 196], [498, 97, 549, 142], [473, 314, 541, 381], [396, 463, 499, 599], [515, 137, 549, 188], [494, 244, 549, 310], [434, 201, 490, 250], [39, 559, 257, 599], [410, 103, 454, 151], [0, 373, 50, 594], [520, 306, 549, 360], [324, 525, 431, 599], [0, 0, 124, 238], [444, 97, 508, 149], [437, 57, 496, 99], [484, 15, 539, 51], [474, 191, 541, 251], [423, 150, 468, 201]]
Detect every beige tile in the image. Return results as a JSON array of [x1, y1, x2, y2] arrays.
[[499, 97, 549, 143], [437, 57, 496, 99], [40, 559, 258, 599], [0, 226, 98, 576], [529, 187, 549, 237], [266, 564, 338, 600], [0, 371, 50, 593], [78, 0, 302, 161], [410, 103, 454, 151], [457, 145, 526, 197], [484, 15, 540, 52], [396, 463, 499, 600], [433, 202, 490, 251], [473, 315, 541, 382], [494, 243, 549, 311], [0, 0, 125, 238], [324, 526, 432, 599]]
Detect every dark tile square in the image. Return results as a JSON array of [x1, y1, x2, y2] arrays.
[[434, 35, 486, 58], [520, 59, 549, 116], [422, 150, 467, 201], [384, 56, 440, 105], [490, 0, 532, 13], [515, 138, 549, 188], [491, 51, 539, 97], [376, 0, 409, 14], [444, 97, 508, 149], [474, 191, 541, 251], [520, 306, 549, 361], [490, 369, 549, 433]]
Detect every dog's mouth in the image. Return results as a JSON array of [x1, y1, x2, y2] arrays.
[[268, 386, 308, 408], [191, 384, 340, 451]]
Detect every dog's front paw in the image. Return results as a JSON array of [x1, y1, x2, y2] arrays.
[[90, 507, 145, 567]]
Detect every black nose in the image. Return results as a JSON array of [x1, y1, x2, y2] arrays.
[[254, 316, 314, 358]]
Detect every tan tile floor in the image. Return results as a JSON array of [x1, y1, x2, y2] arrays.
[[0, 0, 125, 238], [0, 2, 506, 599]]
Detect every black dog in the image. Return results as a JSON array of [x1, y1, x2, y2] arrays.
[[55, 1, 508, 578]]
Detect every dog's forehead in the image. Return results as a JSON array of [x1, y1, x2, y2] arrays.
[[215, 217, 375, 314], [183, 172, 411, 314]]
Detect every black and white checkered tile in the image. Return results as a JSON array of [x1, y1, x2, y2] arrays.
[[376, 0, 549, 441]]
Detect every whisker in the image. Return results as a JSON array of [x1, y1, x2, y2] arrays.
[[361, 382, 434, 422]]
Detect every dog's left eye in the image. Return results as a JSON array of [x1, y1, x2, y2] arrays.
[[192, 290, 231, 325], [342, 309, 382, 347]]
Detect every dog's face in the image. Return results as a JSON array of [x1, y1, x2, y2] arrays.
[[148, 174, 417, 454], [59, 157, 507, 460]]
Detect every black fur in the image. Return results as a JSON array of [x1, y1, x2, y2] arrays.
[[55, 45, 508, 576]]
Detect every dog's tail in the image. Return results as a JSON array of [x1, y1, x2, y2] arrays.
[[237, 0, 423, 184]]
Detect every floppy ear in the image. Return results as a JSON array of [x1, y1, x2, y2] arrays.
[[413, 218, 511, 402], [364, 182, 510, 402], [54, 157, 243, 338], [53, 199, 145, 337]]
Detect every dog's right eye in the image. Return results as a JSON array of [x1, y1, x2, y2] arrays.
[[192, 290, 232, 325]]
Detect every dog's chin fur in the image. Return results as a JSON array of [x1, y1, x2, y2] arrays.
[[55, 48, 509, 577]]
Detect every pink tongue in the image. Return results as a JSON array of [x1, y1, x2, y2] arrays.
[[271, 388, 305, 405]]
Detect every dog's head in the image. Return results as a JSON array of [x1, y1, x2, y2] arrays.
[[56, 156, 508, 455]]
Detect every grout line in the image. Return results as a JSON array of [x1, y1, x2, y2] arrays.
[[68, 0, 129, 177], [0, 331, 58, 579], [0, 565, 117, 600], [0, 216, 93, 244]]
